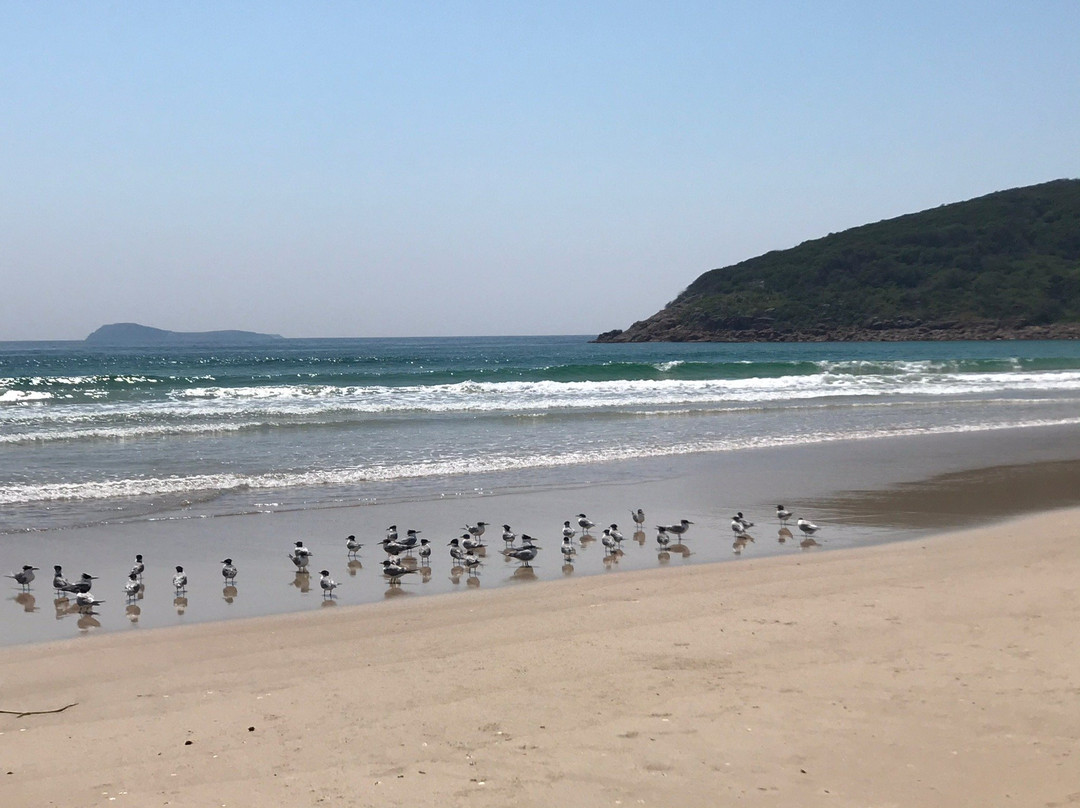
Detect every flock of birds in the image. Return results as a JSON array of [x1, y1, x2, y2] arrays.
[[5, 506, 822, 617]]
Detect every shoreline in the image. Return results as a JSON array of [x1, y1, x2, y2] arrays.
[[2, 508, 1078, 806], [5, 424, 1080, 647]]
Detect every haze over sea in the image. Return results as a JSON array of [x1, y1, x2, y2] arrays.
[[4, 335, 1080, 535]]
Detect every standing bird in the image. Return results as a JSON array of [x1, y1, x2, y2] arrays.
[[631, 508, 646, 530], [736, 512, 754, 530], [463, 552, 482, 576], [501, 524, 517, 547], [660, 519, 693, 537], [656, 526, 672, 550], [464, 522, 488, 540], [6, 565, 38, 591], [461, 532, 486, 552], [731, 516, 748, 537], [221, 558, 238, 584], [52, 565, 72, 595], [130, 554, 145, 579], [797, 517, 820, 537], [561, 536, 577, 562], [75, 592, 105, 612], [172, 565, 188, 594], [382, 558, 417, 583], [69, 572, 98, 594], [418, 538, 432, 565], [319, 570, 338, 598], [776, 505, 793, 525], [562, 520, 577, 541], [289, 541, 313, 571], [503, 542, 539, 566], [346, 535, 363, 556], [576, 513, 596, 533], [124, 572, 143, 601], [447, 537, 466, 564]]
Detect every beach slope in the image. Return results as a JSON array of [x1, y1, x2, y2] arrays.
[[2, 511, 1078, 807]]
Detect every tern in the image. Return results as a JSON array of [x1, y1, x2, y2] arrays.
[[503, 543, 539, 566], [607, 524, 625, 544], [319, 570, 338, 598], [380, 538, 409, 556], [52, 565, 72, 595], [656, 527, 672, 549], [501, 524, 517, 547], [797, 518, 820, 536], [130, 554, 145, 579], [776, 505, 792, 525], [75, 592, 105, 612], [576, 514, 596, 533], [447, 538, 466, 563], [736, 512, 754, 530], [172, 565, 188, 594], [418, 538, 432, 564], [461, 532, 486, 552], [382, 559, 417, 583], [221, 558, 238, 584], [462, 552, 482, 575], [6, 565, 38, 591], [631, 508, 646, 529], [346, 535, 363, 555], [560, 537, 577, 561], [465, 522, 488, 538], [289, 541, 313, 570], [562, 521, 577, 541], [601, 530, 617, 552], [386, 525, 399, 542], [659, 519, 693, 537], [124, 572, 143, 601], [69, 572, 97, 595]]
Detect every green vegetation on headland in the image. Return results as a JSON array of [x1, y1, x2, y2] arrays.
[[596, 179, 1080, 342], [85, 323, 286, 346]]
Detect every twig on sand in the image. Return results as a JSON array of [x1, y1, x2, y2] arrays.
[[0, 702, 78, 717]]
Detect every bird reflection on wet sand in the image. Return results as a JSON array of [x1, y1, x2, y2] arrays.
[[126, 604, 140, 623], [562, 563, 575, 576], [13, 593, 38, 613], [347, 560, 363, 577], [174, 596, 188, 615], [222, 585, 238, 604], [633, 530, 647, 546], [77, 614, 102, 632], [509, 565, 537, 583], [291, 572, 311, 593], [657, 551, 671, 565], [778, 527, 793, 543]]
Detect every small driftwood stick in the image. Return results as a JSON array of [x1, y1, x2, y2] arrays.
[[0, 702, 78, 717]]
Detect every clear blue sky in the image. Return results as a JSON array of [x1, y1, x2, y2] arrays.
[[2, 1, 1077, 340]]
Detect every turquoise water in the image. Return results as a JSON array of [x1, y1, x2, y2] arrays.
[[3, 336, 1080, 534]]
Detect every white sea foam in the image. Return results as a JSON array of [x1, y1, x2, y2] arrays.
[[4, 415, 1079, 506]]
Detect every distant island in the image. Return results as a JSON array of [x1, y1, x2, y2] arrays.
[[596, 179, 1080, 342], [85, 323, 286, 346]]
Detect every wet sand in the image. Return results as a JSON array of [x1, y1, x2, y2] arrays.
[[2, 506, 1078, 807], [4, 424, 1080, 646]]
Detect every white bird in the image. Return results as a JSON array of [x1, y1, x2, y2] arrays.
[[731, 517, 747, 536], [385, 524, 399, 542], [447, 538, 466, 563], [601, 530, 617, 552], [736, 512, 754, 530], [124, 572, 143, 601], [221, 558, 237, 584], [607, 524, 625, 544], [6, 565, 38, 590], [561, 537, 577, 561], [289, 541, 313, 570], [656, 527, 672, 549], [461, 532, 486, 552], [776, 505, 793, 525], [172, 565, 188, 594], [130, 554, 145, 579], [400, 530, 421, 550], [562, 521, 577, 541], [380, 538, 409, 556], [501, 524, 517, 546], [797, 518, 820, 536], [345, 535, 363, 555], [576, 513, 596, 533], [319, 570, 337, 597], [631, 508, 646, 529], [75, 592, 105, 612], [418, 538, 432, 564]]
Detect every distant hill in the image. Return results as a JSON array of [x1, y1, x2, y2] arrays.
[[596, 179, 1080, 342], [85, 323, 286, 346]]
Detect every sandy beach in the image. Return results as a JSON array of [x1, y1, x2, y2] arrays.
[[2, 505, 1078, 807]]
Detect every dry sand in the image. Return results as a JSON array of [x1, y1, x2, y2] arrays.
[[2, 509, 1078, 807]]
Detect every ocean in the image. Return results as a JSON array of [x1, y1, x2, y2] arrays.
[[4, 335, 1080, 536]]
